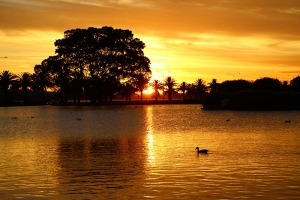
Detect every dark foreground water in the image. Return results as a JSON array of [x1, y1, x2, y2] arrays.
[[0, 105, 300, 199]]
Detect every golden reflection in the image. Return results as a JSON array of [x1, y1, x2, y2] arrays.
[[146, 106, 155, 164], [0, 137, 60, 197]]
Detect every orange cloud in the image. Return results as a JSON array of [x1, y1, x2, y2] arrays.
[[0, 0, 300, 83]]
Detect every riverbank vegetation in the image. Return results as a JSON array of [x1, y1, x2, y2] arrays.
[[1, 26, 300, 109]]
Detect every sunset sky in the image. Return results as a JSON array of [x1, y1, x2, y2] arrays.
[[1, 0, 300, 84]]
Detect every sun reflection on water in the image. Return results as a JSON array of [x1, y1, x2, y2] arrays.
[[146, 106, 155, 164]]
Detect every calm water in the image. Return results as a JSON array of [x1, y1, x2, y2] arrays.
[[0, 105, 300, 199]]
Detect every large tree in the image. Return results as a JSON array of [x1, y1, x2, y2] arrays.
[[253, 77, 282, 91], [119, 82, 136, 101], [43, 56, 70, 102], [54, 26, 151, 102], [219, 79, 252, 93], [290, 76, 300, 92]]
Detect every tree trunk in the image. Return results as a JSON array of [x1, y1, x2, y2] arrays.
[[77, 92, 80, 103], [41, 89, 45, 103], [23, 88, 28, 104], [3, 89, 8, 104], [168, 91, 172, 101]]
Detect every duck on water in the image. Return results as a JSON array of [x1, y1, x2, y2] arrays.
[[195, 147, 208, 154]]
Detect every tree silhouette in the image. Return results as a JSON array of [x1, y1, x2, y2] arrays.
[[150, 80, 164, 101], [0, 70, 17, 104], [164, 76, 177, 100], [70, 71, 84, 103], [32, 62, 52, 103], [45, 56, 70, 102], [219, 79, 252, 93], [253, 77, 282, 91], [134, 74, 150, 101], [119, 82, 136, 101], [290, 76, 300, 92], [178, 81, 188, 101], [17, 72, 33, 104], [102, 76, 120, 102], [208, 79, 219, 92], [54, 27, 151, 103], [194, 78, 208, 100], [186, 83, 195, 99]]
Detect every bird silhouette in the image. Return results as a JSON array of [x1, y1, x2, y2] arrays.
[[195, 147, 208, 154]]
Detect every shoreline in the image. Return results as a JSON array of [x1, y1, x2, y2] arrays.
[[52, 100, 202, 106], [0, 100, 202, 107], [2, 100, 300, 110], [201, 105, 300, 110]]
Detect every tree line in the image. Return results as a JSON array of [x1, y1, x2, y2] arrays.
[[1, 26, 300, 106], [202, 77, 300, 109], [2, 65, 300, 106]]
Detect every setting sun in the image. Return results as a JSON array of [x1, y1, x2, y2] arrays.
[[143, 87, 154, 95]]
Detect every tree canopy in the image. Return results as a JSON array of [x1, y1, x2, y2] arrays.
[[27, 26, 151, 103]]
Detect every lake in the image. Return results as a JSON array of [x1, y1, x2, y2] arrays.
[[0, 105, 300, 199]]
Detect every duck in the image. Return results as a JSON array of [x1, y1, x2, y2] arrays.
[[285, 119, 291, 123], [226, 119, 230, 122], [195, 147, 208, 154]]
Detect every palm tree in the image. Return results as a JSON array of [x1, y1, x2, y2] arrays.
[[194, 78, 208, 100], [208, 79, 218, 93], [17, 72, 33, 104], [186, 83, 195, 99], [0, 70, 17, 104], [150, 80, 164, 101], [164, 76, 177, 101], [134, 75, 150, 101], [32, 64, 52, 103], [178, 81, 189, 101]]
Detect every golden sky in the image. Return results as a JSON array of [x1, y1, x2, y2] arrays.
[[1, 0, 300, 84]]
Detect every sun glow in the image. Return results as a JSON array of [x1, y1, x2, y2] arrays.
[[143, 87, 154, 94]]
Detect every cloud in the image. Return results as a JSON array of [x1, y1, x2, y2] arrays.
[[1, 0, 300, 82], [1, 0, 300, 40]]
